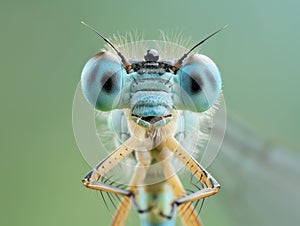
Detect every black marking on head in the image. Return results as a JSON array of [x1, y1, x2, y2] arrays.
[[130, 61, 174, 74]]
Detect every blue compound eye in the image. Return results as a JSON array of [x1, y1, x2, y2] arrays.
[[81, 51, 126, 111], [178, 54, 222, 112]]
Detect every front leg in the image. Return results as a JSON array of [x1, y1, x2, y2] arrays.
[[83, 139, 153, 226], [163, 137, 220, 205], [82, 138, 136, 196]]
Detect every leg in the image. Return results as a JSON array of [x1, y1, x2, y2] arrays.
[[111, 196, 131, 226], [162, 137, 220, 205], [168, 175, 202, 226], [156, 148, 202, 226], [82, 138, 137, 196], [111, 150, 153, 226]]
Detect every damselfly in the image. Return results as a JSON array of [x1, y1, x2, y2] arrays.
[[74, 22, 227, 226]]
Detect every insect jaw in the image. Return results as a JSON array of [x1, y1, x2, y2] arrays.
[[131, 113, 173, 128]]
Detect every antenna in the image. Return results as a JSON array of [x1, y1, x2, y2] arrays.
[[172, 25, 228, 73], [81, 21, 131, 72]]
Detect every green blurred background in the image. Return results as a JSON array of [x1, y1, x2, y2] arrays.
[[1, 0, 299, 225]]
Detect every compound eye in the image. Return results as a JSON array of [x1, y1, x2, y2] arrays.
[[178, 54, 222, 112], [81, 51, 126, 111]]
